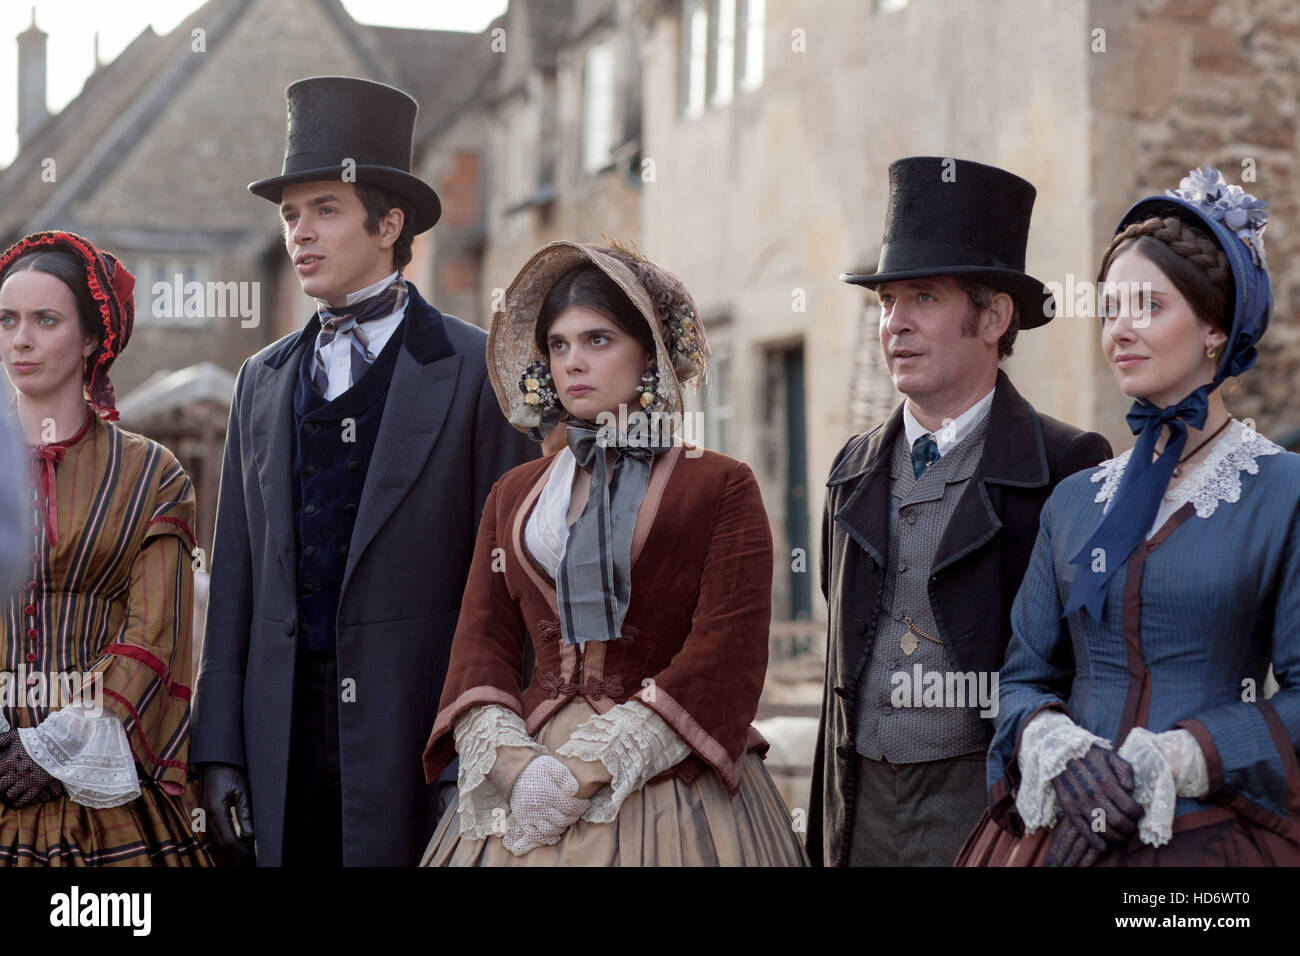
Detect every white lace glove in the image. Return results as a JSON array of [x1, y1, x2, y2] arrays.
[[554, 699, 691, 823], [501, 755, 590, 856], [1116, 727, 1209, 848], [451, 705, 547, 840], [1014, 709, 1110, 832]]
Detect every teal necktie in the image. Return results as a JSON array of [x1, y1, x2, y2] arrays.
[[911, 433, 940, 478]]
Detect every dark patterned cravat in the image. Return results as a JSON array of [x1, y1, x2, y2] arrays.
[[312, 276, 407, 396], [911, 433, 940, 479]]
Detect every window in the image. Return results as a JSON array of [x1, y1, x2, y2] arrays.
[[132, 256, 210, 328], [683, 0, 708, 117], [711, 0, 736, 106], [683, 0, 763, 114], [504, 105, 532, 205], [583, 40, 617, 174], [706, 342, 732, 453], [739, 0, 765, 91]]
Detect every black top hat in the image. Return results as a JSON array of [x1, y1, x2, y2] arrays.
[[840, 157, 1055, 328], [248, 76, 441, 234]]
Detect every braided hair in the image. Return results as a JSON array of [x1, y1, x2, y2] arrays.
[[1097, 215, 1233, 336]]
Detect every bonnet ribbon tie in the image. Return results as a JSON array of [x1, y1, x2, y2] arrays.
[[556, 420, 673, 646], [1061, 383, 1211, 621]]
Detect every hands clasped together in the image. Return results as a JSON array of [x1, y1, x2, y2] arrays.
[[1043, 744, 1142, 866], [502, 754, 591, 855], [451, 701, 692, 857], [1015, 710, 1209, 866]]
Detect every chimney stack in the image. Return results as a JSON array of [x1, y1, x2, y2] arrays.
[[17, 7, 50, 151]]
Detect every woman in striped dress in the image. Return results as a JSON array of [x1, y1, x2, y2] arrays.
[[0, 231, 210, 866]]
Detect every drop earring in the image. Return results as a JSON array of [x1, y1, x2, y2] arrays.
[[519, 360, 558, 411], [636, 365, 662, 411]]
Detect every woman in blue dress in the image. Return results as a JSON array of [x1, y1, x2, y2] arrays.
[[957, 168, 1300, 866]]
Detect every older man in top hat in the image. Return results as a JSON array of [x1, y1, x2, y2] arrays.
[[191, 76, 537, 866], [808, 157, 1112, 867]]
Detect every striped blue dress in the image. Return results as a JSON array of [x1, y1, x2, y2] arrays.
[[966, 421, 1300, 864]]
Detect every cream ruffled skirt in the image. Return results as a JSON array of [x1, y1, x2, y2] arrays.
[[421, 697, 809, 866]]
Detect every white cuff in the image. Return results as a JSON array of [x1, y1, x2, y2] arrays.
[[1158, 728, 1209, 798], [451, 704, 546, 840], [1013, 710, 1109, 833], [1116, 727, 1208, 848], [555, 700, 691, 824], [16, 704, 140, 809]]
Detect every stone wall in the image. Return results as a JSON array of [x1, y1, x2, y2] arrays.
[[1089, 0, 1300, 447]]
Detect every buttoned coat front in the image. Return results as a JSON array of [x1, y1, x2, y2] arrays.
[[191, 283, 537, 865], [808, 369, 1112, 866]]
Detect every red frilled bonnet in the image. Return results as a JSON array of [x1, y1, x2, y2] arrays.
[[0, 230, 137, 422]]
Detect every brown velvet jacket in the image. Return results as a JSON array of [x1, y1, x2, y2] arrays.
[[423, 442, 772, 794]]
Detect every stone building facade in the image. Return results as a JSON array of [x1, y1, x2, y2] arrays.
[[4, 0, 1297, 613], [0, 0, 481, 547]]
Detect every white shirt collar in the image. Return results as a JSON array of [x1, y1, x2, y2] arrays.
[[903, 385, 995, 457], [316, 270, 399, 311]]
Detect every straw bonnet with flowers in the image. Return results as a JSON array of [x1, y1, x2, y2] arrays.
[[488, 239, 710, 440]]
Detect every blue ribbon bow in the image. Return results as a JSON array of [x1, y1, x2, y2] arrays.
[[1061, 384, 1212, 621]]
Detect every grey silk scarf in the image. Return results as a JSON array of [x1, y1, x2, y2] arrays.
[[558, 418, 673, 646]]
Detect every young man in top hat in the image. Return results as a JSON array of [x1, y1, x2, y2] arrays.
[[191, 76, 537, 866], [808, 157, 1113, 867]]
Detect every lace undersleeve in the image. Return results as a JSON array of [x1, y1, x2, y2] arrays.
[[452, 704, 547, 840], [1014, 710, 1109, 832], [554, 699, 691, 823], [1092, 419, 1282, 537], [1116, 727, 1209, 848], [15, 703, 140, 809]]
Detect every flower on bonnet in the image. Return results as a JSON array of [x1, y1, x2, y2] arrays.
[[1165, 167, 1268, 268]]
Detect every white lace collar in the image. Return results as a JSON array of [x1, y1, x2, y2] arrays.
[[1092, 418, 1283, 521]]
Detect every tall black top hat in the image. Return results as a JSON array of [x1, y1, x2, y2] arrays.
[[840, 157, 1055, 328], [248, 76, 441, 234]]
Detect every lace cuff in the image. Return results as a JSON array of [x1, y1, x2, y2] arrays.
[[1014, 710, 1109, 833], [16, 704, 140, 809], [1158, 728, 1209, 798], [1116, 727, 1208, 848], [451, 705, 547, 840], [554, 700, 692, 824]]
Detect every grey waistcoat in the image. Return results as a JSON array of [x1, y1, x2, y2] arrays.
[[854, 414, 992, 763]]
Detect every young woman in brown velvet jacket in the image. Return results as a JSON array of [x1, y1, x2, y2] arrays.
[[420, 241, 807, 866]]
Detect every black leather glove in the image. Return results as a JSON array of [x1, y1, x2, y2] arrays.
[[1050, 744, 1142, 857], [0, 731, 66, 807], [199, 762, 256, 864]]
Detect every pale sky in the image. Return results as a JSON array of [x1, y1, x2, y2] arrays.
[[0, 0, 508, 165]]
